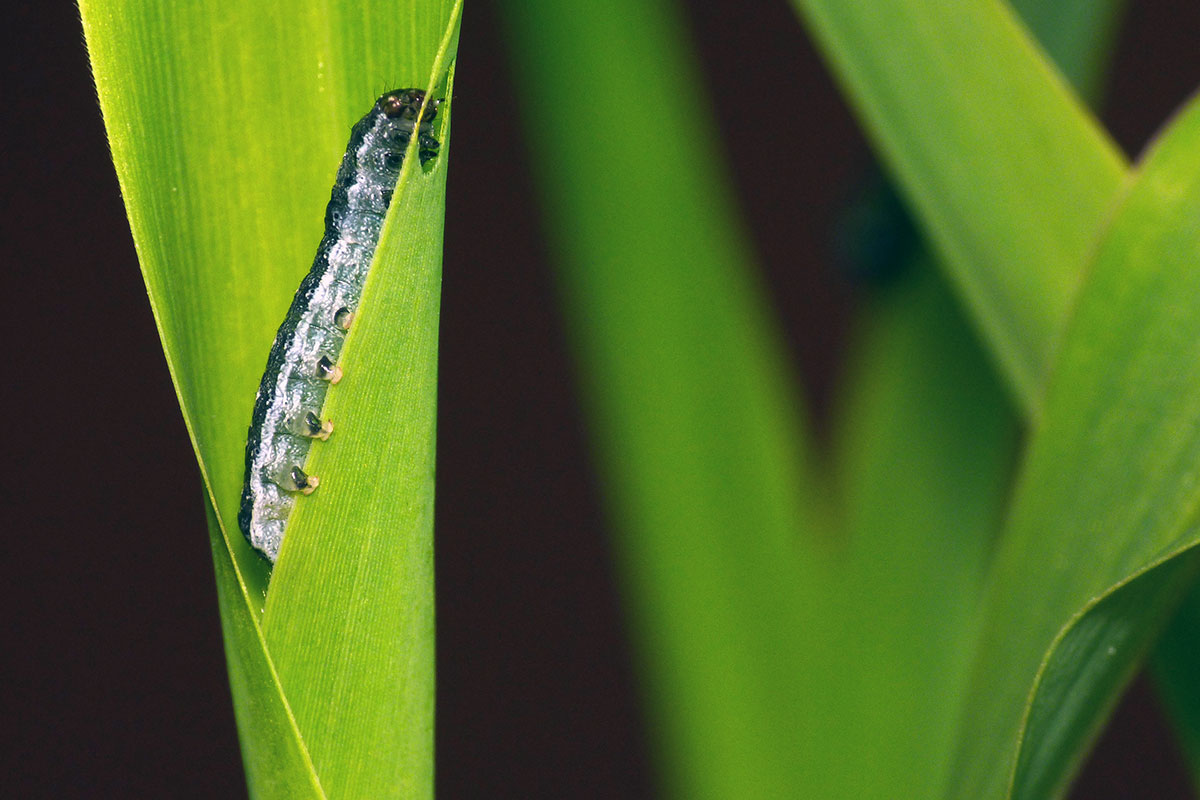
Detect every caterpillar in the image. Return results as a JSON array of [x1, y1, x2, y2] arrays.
[[238, 88, 441, 563]]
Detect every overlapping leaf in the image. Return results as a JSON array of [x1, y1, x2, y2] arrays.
[[791, 0, 1128, 411], [949, 95, 1200, 798], [81, 0, 459, 795], [827, 1, 1128, 796]]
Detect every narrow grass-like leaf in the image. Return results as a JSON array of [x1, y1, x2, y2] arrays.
[[830, 263, 1017, 798], [948, 93, 1200, 800], [261, 53, 458, 798], [812, 2, 1200, 793], [1012, 557, 1199, 799], [205, 499, 324, 797], [790, 0, 1128, 410], [82, 0, 457, 794], [1012, 0, 1125, 104], [827, 3, 1123, 797], [499, 0, 836, 795], [1010, 5, 1200, 790]]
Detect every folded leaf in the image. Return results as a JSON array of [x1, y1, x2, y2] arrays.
[[828, 2, 1125, 797], [790, 0, 1128, 410], [206, 499, 324, 798], [81, 0, 459, 794], [949, 92, 1200, 800]]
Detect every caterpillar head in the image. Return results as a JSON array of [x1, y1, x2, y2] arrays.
[[377, 88, 439, 123]]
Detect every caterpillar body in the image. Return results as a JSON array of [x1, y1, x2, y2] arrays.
[[239, 88, 441, 563]]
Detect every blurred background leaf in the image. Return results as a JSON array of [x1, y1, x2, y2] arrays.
[[790, 0, 1128, 411], [792, 2, 1200, 796], [949, 91, 1200, 798], [499, 0, 838, 795], [827, 1, 1126, 796]]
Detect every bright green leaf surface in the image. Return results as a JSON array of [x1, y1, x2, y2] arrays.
[[1016, 4, 1200, 792], [499, 0, 837, 796], [790, 0, 1128, 411], [814, 1, 1200, 795], [828, 2, 1125, 797], [206, 499, 324, 797], [948, 94, 1200, 800], [1013, 557, 1199, 799], [261, 60, 455, 799], [81, 0, 458, 795]]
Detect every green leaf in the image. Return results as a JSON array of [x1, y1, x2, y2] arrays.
[[498, 0, 837, 796], [260, 61, 455, 799], [826, 2, 1123, 797], [789, 0, 1128, 410], [1151, 586, 1200, 787], [947, 93, 1200, 800], [1009, 0, 1125, 104], [1012, 5, 1200, 791], [801, 1, 1200, 794], [81, 0, 459, 795], [205, 499, 324, 797], [1013, 557, 1199, 799], [830, 262, 1017, 798]]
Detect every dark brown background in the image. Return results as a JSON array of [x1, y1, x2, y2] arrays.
[[7, 1, 1200, 797]]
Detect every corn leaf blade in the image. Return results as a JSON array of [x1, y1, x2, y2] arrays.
[[499, 0, 835, 795], [949, 93, 1200, 799], [81, 0, 458, 794], [790, 0, 1128, 410], [827, 2, 1124, 796]]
